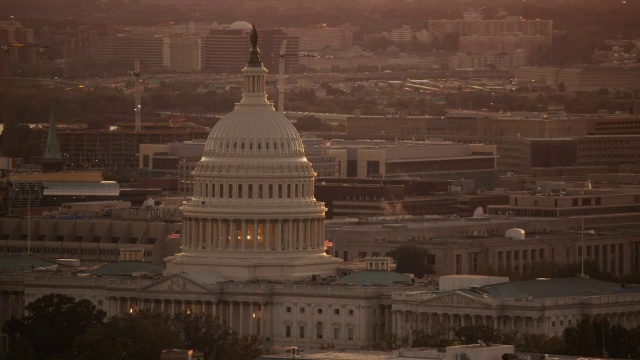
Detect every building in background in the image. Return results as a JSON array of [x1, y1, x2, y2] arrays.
[[97, 34, 167, 68], [281, 24, 355, 52], [326, 139, 498, 190], [427, 12, 553, 47], [202, 22, 299, 73], [513, 66, 640, 92]]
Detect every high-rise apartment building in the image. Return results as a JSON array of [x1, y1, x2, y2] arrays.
[[202, 23, 298, 73], [281, 24, 355, 52], [97, 34, 167, 67]]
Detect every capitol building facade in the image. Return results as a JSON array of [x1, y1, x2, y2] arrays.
[[3, 28, 640, 352]]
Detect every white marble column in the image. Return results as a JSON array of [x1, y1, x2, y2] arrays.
[[287, 220, 293, 250], [260, 303, 265, 337], [222, 220, 229, 250], [241, 221, 248, 250], [264, 221, 271, 250], [319, 219, 325, 250], [182, 217, 189, 249], [391, 310, 397, 336], [192, 219, 197, 249], [276, 220, 282, 251], [250, 303, 255, 335], [199, 218, 204, 249], [206, 219, 212, 250], [239, 302, 244, 335], [254, 220, 259, 251], [298, 220, 304, 249], [231, 221, 237, 250], [214, 219, 220, 250], [305, 220, 311, 249]]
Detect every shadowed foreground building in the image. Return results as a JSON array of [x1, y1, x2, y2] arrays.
[[2, 29, 640, 353]]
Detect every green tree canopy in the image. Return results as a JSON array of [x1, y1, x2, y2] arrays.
[[2, 294, 106, 360], [171, 313, 262, 360], [74, 314, 182, 360], [454, 324, 501, 345]]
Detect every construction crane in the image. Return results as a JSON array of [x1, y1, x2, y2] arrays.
[[278, 40, 287, 113], [1, 28, 45, 146], [128, 59, 142, 132], [277, 41, 318, 113], [1, 28, 25, 137]]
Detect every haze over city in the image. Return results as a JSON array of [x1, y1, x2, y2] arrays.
[[1, 0, 640, 359]]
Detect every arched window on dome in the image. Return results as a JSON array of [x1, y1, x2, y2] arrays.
[[287, 184, 291, 198], [258, 184, 263, 198], [228, 184, 233, 198], [258, 142, 262, 150], [220, 184, 224, 198], [301, 183, 305, 198], [233, 142, 237, 150], [278, 184, 283, 199], [266, 142, 270, 150], [249, 142, 253, 150], [269, 185, 274, 198], [204, 182, 208, 198], [211, 183, 216, 198], [295, 184, 299, 198], [248, 184, 253, 199], [274, 142, 278, 150], [241, 142, 245, 150], [238, 184, 243, 199]]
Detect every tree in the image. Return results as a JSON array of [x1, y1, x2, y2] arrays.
[[171, 313, 263, 360], [411, 323, 450, 348], [563, 316, 598, 356], [455, 325, 501, 345], [386, 245, 432, 278], [0, 336, 35, 360], [74, 314, 182, 360], [294, 115, 326, 132], [2, 294, 106, 360]]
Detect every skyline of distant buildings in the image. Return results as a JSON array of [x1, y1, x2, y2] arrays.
[[5, 9, 559, 73]]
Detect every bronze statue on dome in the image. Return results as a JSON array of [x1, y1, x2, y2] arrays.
[[250, 25, 259, 48]]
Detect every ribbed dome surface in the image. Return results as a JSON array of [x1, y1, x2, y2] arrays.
[[203, 106, 304, 158]]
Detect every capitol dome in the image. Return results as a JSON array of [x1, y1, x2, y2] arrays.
[[165, 27, 341, 281], [229, 20, 252, 30], [202, 107, 304, 159]]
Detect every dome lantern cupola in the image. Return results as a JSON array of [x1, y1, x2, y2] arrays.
[[240, 25, 270, 106]]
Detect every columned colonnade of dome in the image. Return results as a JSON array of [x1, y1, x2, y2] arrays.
[[180, 217, 325, 251]]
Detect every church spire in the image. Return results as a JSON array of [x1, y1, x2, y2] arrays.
[[42, 109, 63, 173]]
